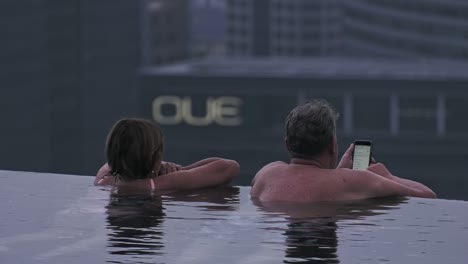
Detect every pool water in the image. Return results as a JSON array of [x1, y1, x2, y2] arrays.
[[1, 170, 467, 264]]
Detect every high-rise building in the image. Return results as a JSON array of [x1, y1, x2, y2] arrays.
[[342, 0, 468, 59], [190, 0, 227, 58], [143, 0, 189, 65], [226, 0, 342, 57]]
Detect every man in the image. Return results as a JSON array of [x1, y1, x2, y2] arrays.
[[250, 99, 436, 202]]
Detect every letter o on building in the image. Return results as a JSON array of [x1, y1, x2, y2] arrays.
[[152, 96, 182, 125]]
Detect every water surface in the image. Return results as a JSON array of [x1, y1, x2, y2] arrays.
[[1, 170, 467, 264]]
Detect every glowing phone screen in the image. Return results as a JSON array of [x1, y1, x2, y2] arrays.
[[353, 144, 371, 170]]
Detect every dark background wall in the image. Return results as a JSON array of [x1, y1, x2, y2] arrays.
[[0, 0, 139, 175], [47, 0, 83, 173], [80, 0, 139, 173], [0, 1, 51, 172]]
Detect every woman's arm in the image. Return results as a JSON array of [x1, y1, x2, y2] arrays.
[[182, 158, 225, 170], [158, 161, 183, 175], [158, 158, 227, 175], [155, 159, 240, 191]]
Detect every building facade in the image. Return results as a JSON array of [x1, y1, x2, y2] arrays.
[[226, 0, 468, 59], [226, 0, 342, 57], [140, 58, 468, 198], [190, 0, 227, 58], [143, 0, 189, 65], [342, 0, 468, 59]]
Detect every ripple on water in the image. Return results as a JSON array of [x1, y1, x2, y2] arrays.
[[2, 173, 468, 264]]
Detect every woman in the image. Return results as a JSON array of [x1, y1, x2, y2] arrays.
[[94, 118, 240, 191]]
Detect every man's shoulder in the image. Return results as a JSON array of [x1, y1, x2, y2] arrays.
[[263, 161, 287, 169], [259, 161, 288, 174], [252, 161, 287, 184]]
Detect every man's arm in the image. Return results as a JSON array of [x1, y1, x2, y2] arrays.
[[155, 159, 240, 191], [337, 144, 354, 169], [367, 163, 437, 198], [345, 169, 437, 199], [337, 144, 436, 199]]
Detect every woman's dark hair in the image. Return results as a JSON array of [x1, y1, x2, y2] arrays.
[[285, 99, 338, 158], [106, 118, 164, 181]]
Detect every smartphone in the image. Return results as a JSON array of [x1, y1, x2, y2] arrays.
[[352, 140, 372, 170]]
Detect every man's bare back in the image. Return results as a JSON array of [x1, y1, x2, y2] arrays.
[[251, 100, 436, 202], [251, 145, 437, 202]]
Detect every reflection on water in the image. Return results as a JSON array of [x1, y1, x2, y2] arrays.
[[253, 198, 407, 263], [164, 186, 240, 211], [284, 220, 339, 264], [2, 171, 468, 264], [105, 187, 240, 263], [105, 192, 165, 261]]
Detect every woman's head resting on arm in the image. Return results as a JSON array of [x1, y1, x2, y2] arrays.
[[106, 118, 164, 182]]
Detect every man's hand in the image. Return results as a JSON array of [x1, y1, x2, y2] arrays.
[[367, 163, 393, 179], [158, 161, 183, 175], [337, 144, 354, 169]]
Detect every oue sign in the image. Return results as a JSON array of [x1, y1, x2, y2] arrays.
[[152, 96, 243, 126]]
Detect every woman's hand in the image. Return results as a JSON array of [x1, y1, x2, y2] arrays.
[[95, 163, 114, 185], [158, 161, 183, 175]]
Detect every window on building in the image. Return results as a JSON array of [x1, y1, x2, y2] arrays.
[[399, 97, 437, 134], [354, 96, 390, 133], [446, 96, 468, 135]]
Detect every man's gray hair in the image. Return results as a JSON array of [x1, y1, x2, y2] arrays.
[[285, 99, 339, 158]]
